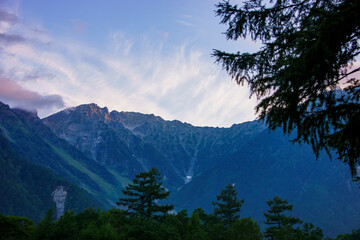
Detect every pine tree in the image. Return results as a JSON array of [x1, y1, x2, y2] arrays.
[[212, 184, 244, 227], [264, 196, 302, 240], [117, 168, 173, 219], [213, 0, 360, 179]]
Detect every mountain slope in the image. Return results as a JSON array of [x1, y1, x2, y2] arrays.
[[0, 132, 100, 222], [0, 102, 128, 208], [173, 129, 360, 237]]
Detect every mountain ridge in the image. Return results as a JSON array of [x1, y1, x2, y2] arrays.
[[43, 103, 266, 187]]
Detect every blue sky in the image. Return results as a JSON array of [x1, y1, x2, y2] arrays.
[[0, 0, 260, 127]]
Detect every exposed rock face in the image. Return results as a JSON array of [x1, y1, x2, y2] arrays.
[[52, 186, 67, 219]]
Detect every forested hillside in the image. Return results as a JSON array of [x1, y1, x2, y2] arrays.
[[0, 133, 99, 222]]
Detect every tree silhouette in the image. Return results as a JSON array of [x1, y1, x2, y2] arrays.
[[117, 168, 173, 219], [213, 0, 360, 179], [212, 184, 244, 226], [264, 196, 302, 239]]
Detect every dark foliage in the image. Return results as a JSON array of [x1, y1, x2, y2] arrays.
[[3, 184, 357, 240], [330, 228, 360, 240], [0, 214, 34, 240], [213, 0, 360, 178], [229, 217, 262, 240]]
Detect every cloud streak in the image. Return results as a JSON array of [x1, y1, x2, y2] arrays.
[[0, 7, 257, 127], [0, 32, 25, 44]]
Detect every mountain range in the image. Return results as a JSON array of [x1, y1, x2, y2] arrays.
[[0, 101, 359, 237]]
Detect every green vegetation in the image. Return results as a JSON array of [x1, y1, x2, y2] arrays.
[[0, 214, 34, 240], [48, 143, 124, 203], [213, 0, 360, 178], [1, 169, 358, 239]]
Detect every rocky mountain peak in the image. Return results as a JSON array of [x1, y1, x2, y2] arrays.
[[44, 103, 112, 125], [76, 103, 111, 121]]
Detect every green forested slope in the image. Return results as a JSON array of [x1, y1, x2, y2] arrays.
[[0, 133, 100, 222], [0, 102, 128, 210]]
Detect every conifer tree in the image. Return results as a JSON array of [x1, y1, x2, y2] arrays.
[[212, 184, 244, 226], [117, 168, 173, 219], [264, 196, 302, 240]]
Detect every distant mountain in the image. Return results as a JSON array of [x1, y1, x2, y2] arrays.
[[1, 101, 359, 237]]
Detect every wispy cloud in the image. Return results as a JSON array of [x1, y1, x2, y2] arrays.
[[0, 32, 25, 44], [0, 8, 256, 127], [176, 15, 194, 27]]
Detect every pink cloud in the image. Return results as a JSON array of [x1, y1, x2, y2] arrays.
[[0, 76, 64, 111]]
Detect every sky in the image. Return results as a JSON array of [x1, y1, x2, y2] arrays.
[[0, 0, 261, 127]]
